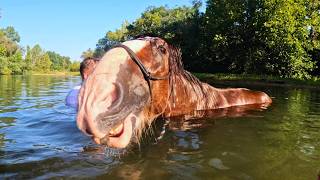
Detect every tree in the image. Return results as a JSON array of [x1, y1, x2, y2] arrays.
[[204, 0, 319, 79], [34, 53, 52, 72], [90, 0, 319, 79], [0, 30, 19, 56], [7, 52, 23, 74], [61, 56, 71, 71], [127, 4, 202, 41], [2, 26, 20, 43], [70, 61, 80, 72], [0, 26, 74, 74], [25, 44, 53, 72], [24, 46, 33, 70], [94, 21, 130, 58], [94, 2, 204, 71], [47, 51, 71, 71], [81, 48, 94, 59], [261, 0, 318, 78], [0, 56, 11, 74], [0, 28, 23, 74], [25, 44, 42, 70]]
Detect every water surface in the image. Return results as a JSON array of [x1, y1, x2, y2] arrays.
[[0, 75, 319, 179]]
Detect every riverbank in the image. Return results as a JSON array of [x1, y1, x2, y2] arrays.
[[1, 72, 319, 89], [194, 73, 320, 89]]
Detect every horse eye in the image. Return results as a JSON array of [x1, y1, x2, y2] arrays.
[[158, 45, 166, 54]]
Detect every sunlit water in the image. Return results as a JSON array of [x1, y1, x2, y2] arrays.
[[0, 75, 319, 179]]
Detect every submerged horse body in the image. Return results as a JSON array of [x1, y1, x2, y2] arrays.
[[77, 37, 272, 149]]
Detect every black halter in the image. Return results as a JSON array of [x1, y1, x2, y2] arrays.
[[113, 44, 169, 99]]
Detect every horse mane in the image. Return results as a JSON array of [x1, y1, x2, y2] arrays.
[[168, 45, 207, 101]]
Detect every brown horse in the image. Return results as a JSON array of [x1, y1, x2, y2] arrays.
[[77, 37, 272, 149]]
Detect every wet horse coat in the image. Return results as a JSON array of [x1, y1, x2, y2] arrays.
[[77, 37, 272, 149]]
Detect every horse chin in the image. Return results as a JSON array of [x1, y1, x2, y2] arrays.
[[94, 113, 138, 149]]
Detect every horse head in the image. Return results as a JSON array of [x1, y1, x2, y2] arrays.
[[77, 37, 173, 149]]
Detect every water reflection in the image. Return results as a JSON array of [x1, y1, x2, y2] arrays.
[[0, 75, 319, 179]]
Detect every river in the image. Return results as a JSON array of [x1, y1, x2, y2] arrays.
[[0, 75, 319, 179]]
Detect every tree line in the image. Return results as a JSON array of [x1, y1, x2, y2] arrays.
[[86, 0, 319, 79], [0, 26, 80, 75]]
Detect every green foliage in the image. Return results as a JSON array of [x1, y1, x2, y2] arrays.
[[70, 61, 80, 72], [0, 27, 24, 74], [108, 21, 130, 41], [127, 4, 203, 44], [35, 53, 52, 72], [25, 44, 44, 71], [2, 2, 317, 78], [0, 56, 11, 74], [0, 44, 6, 56], [93, 0, 319, 79], [127, 3, 205, 71], [2, 26, 20, 43], [7, 51, 24, 74], [93, 21, 131, 58], [0, 30, 19, 56], [81, 48, 94, 59], [24, 46, 33, 71], [95, 2, 205, 70], [47, 51, 71, 71], [0, 26, 77, 74], [25, 45, 53, 72], [260, 0, 319, 79], [204, 0, 319, 79]]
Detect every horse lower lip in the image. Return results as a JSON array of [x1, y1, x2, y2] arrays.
[[99, 136, 108, 145]]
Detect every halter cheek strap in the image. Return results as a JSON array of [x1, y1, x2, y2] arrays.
[[113, 44, 169, 99], [112, 43, 173, 142]]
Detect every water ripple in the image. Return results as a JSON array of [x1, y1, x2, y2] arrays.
[[0, 76, 320, 179]]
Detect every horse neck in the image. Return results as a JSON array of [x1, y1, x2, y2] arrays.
[[163, 73, 222, 117], [162, 73, 271, 118]]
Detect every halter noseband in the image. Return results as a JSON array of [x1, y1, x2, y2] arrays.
[[112, 44, 170, 99]]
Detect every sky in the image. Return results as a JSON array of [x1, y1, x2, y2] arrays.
[[0, 0, 201, 60]]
